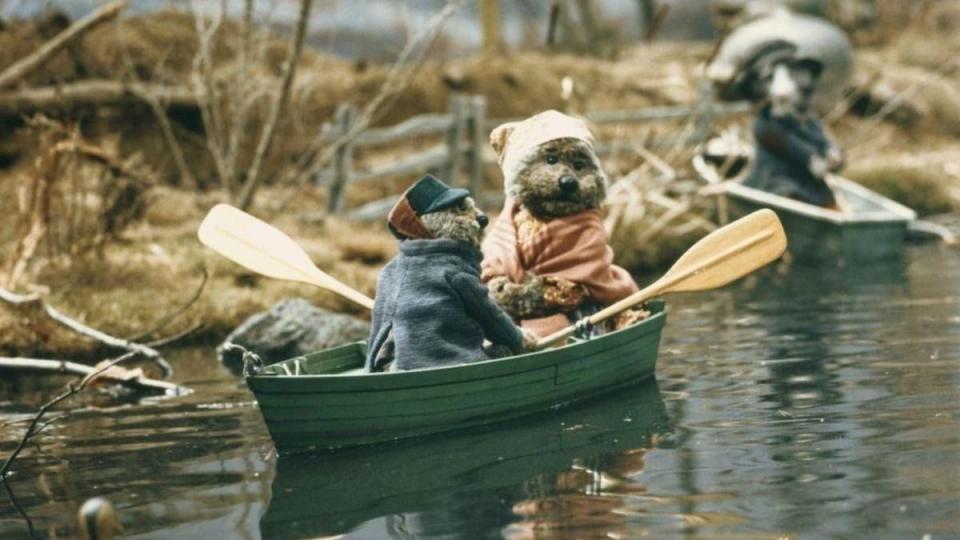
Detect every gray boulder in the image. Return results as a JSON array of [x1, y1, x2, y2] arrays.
[[218, 298, 369, 373]]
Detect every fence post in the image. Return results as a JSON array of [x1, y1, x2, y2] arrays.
[[442, 94, 467, 183], [327, 103, 356, 213], [467, 95, 487, 194]]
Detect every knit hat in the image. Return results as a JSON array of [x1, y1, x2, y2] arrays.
[[387, 175, 470, 239], [489, 110, 596, 193]]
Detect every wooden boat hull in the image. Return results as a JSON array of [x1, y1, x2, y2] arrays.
[[723, 178, 915, 262], [246, 301, 666, 452], [693, 154, 916, 263]]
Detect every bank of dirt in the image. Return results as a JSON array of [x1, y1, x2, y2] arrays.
[[1, 9, 958, 358]]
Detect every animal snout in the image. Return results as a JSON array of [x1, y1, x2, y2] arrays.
[[559, 175, 579, 193], [477, 212, 489, 229]]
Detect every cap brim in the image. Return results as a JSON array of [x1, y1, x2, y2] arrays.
[[422, 187, 470, 214]]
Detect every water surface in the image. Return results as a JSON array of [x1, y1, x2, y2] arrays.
[[1, 245, 958, 539]]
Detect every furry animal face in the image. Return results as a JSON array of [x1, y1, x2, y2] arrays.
[[764, 61, 818, 118], [510, 138, 607, 219], [420, 196, 489, 247]]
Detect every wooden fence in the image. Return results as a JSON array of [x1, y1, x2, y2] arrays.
[[319, 92, 751, 221]]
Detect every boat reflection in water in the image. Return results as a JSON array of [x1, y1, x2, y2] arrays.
[[261, 380, 668, 539]]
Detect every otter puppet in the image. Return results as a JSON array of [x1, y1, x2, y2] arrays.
[[480, 110, 641, 338], [366, 174, 535, 372]]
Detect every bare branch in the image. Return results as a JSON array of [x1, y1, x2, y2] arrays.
[[0, 357, 184, 394], [0, 287, 173, 379], [236, 0, 315, 210], [124, 267, 208, 343], [276, 0, 463, 214], [0, 0, 126, 90], [0, 350, 186, 480], [0, 80, 195, 114]]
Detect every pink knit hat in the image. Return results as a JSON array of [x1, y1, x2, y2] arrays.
[[489, 110, 596, 192]]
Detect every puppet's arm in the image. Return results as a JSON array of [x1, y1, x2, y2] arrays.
[[451, 273, 527, 353]]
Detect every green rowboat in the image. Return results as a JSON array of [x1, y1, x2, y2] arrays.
[[245, 301, 666, 452], [694, 153, 916, 263]]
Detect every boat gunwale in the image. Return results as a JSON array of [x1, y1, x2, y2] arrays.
[[691, 154, 916, 225], [247, 301, 666, 390]]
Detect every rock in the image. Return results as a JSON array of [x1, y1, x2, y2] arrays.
[[218, 298, 369, 374]]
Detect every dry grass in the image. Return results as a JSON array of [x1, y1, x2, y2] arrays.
[[845, 163, 958, 216], [0, 184, 385, 357]]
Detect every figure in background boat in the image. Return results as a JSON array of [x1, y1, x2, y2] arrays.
[[480, 111, 647, 338], [366, 175, 536, 372], [706, 7, 853, 208], [743, 49, 842, 207]]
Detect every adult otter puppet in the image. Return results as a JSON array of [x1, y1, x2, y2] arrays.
[[481, 111, 641, 338], [366, 175, 535, 372]]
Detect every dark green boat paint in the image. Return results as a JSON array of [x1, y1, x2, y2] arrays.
[[246, 301, 666, 451], [260, 380, 668, 539], [724, 176, 916, 263]]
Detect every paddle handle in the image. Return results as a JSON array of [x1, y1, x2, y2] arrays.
[[534, 279, 668, 349], [305, 271, 376, 310], [534, 226, 777, 349]]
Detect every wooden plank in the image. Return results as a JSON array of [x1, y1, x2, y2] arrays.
[[441, 95, 467, 183], [314, 114, 453, 146], [327, 103, 356, 213], [248, 307, 666, 394], [350, 145, 449, 183], [255, 364, 555, 410], [0, 80, 196, 114], [584, 101, 752, 125], [467, 95, 488, 193]]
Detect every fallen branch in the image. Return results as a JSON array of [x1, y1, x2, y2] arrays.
[[0, 80, 196, 115], [0, 287, 173, 379], [0, 1, 126, 90], [0, 350, 186, 481], [0, 357, 184, 394]]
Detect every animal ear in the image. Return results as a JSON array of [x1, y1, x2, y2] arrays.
[[489, 122, 517, 156]]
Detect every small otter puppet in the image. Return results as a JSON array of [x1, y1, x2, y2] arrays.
[[744, 56, 843, 208], [480, 110, 642, 338], [365, 174, 535, 372]]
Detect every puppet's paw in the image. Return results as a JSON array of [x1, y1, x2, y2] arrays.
[[521, 328, 540, 351], [809, 154, 828, 178], [489, 275, 547, 319]]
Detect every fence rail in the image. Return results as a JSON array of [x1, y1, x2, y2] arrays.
[[322, 93, 752, 217]]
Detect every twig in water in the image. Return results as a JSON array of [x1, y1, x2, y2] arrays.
[[1, 477, 35, 537], [0, 351, 141, 479]]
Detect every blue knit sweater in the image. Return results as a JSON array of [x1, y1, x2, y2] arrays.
[[365, 239, 525, 372]]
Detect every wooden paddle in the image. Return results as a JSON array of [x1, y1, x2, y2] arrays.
[[197, 203, 375, 310], [535, 208, 787, 349]]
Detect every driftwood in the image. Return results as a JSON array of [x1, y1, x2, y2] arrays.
[[0, 287, 173, 378], [0, 350, 187, 483], [0, 80, 196, 115], [0, 358, 184, 394], [0, 1, 126, 90]]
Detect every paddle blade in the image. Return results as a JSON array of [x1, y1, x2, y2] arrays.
[[198, 204, 375, 310], [663, 208, 786, 293]]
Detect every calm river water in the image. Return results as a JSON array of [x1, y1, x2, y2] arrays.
[[1, 245, 958, 539]]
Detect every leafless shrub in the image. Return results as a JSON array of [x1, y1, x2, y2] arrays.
[[4, 117, 152, 288]]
